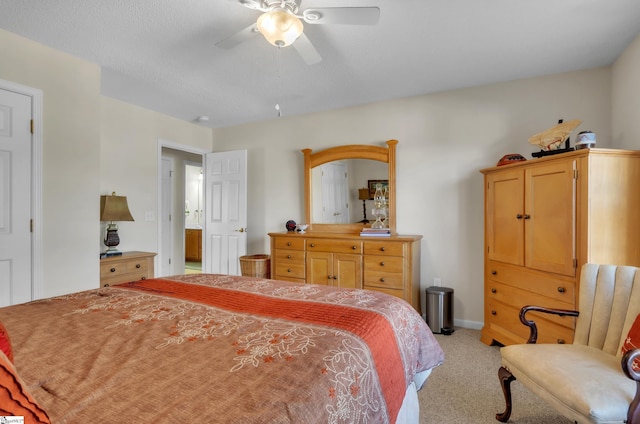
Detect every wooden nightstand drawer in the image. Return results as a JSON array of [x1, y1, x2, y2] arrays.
[[100, 251, 156, 287]]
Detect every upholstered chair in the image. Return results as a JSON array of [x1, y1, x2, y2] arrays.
[[496, 263, 640, 423]]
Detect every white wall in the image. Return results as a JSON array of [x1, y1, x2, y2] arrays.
[[213, 66, 614, 327]]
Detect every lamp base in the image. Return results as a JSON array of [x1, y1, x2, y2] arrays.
[[103, 250, 123, 257]]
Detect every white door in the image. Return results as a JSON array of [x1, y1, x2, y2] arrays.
[[204, 150, 247, 275], [160, 157, 173, 276], [0, 89, 32, 306], [321, 162, 349, 223]]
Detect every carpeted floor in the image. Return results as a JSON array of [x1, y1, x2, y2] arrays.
[[418, 328, 573, 424]]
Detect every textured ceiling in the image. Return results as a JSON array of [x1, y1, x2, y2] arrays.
[[0, 0, 638, 128]]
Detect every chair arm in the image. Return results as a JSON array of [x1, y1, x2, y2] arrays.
[[622, 349, 640, 424], [519, 305, 579, 344]]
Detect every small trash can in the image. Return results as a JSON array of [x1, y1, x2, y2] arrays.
[[239, 254, 271, 279], [426, 286, 454, 335]]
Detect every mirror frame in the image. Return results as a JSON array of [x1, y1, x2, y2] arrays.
[[302, 139, 397, 234]]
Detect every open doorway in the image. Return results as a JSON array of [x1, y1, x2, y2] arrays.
[[158, 142, 205, 277]]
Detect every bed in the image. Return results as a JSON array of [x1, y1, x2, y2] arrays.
[[0, 274, 444, 423]]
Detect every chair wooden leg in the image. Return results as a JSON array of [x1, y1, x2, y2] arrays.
[[496, 366, 516, 422]]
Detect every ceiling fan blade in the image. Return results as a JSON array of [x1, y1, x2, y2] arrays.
[[302, 7, 380, 25], [293, 33, 322, 65], [215, 23, 259, 49]]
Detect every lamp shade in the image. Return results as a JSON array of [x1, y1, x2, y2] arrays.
[[100, 192, 134, 222], [358, 188, 370, 201], [256, 9, 304, 47]]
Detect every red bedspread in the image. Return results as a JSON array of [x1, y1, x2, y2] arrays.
[[0, 274, 444, 423]]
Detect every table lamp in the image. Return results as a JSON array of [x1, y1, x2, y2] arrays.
[[358, 188, 370, 223], [100, 192, 134, 256]]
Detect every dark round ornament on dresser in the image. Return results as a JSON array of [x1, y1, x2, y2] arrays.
[[285, 220, 297, 232]]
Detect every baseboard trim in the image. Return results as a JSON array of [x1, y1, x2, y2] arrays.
[[453, 319, 483, 330]]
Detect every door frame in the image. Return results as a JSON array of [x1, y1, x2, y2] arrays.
[[157, 139, 210, 276], [0, 78, 43, 300]]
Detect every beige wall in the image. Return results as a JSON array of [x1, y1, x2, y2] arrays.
[[213, 66, 614, 327], [613, 34, 640, 149], [0, 28, 101, 297], [0, 28, 213, 298]]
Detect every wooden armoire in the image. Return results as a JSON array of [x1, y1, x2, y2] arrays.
[[480, 148, 640, 346]]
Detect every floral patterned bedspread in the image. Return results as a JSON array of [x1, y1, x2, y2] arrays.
[[0, 274, 444, 423]]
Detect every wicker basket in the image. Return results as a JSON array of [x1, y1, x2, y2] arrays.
[[239, 254, 271, 279]]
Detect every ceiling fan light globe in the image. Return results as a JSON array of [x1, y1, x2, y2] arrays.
[[256, 9, 303, 47]]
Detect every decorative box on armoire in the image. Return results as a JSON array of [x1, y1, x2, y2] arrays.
[[480, 148, 640, 346]]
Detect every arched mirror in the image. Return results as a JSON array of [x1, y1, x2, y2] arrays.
[[302, 140, 397, 233]]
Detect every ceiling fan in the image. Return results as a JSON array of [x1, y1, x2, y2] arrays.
[[216, 0, 380, 65]]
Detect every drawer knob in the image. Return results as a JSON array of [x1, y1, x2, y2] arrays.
[[310, 243, 315, 248], [287, 242, 292, 246], [104, 283, 110, 287], [491, 288, 496, 293], [516, 214, 523, 219], [557, 339, 565, 344], [352, 246, 357, 250], [380, 247, 385, 252], [379, 278, 385, 283], [491, 270, 497, 275], [110, 267, 116, 273], [136, 264, 141, 269], [287, 255, 292, 259], [557, 287, 566, 293], [380, 262, 385, 266], [333, 276, 337, 280], [287, 269, 292, 273], [491, 310, 497, 315], [141, 277, 146, 280], [524, 214, 531, 220]]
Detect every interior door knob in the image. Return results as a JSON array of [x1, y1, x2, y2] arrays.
[[235, 227, 246, 232]]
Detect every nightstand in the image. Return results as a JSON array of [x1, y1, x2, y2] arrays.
[[100, 251, 156, 287]]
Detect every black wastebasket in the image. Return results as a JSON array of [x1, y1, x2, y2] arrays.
[[425, 286, 454, 335]]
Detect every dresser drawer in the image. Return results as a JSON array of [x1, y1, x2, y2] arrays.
[[274, 237, 305, 250], [487, 261, 575, 304], [274, 249, 305, 263], [363, 270, 403, 289], [363, 241, 404, 257], [275, 262, 305, 279], [306, 239, 362, 254], [364, 256, 403, 273]]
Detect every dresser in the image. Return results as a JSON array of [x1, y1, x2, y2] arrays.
[[269, 232, 422, 311], [480, 148, 640, 346], [100, 251, 156, 287]]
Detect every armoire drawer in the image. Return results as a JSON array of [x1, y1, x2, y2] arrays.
[[487, 261, 575, 304], [486, 281, 575, 329], [486, 299, 575, 345]]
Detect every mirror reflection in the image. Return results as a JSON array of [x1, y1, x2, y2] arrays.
[[311, 159, 388, 224]]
